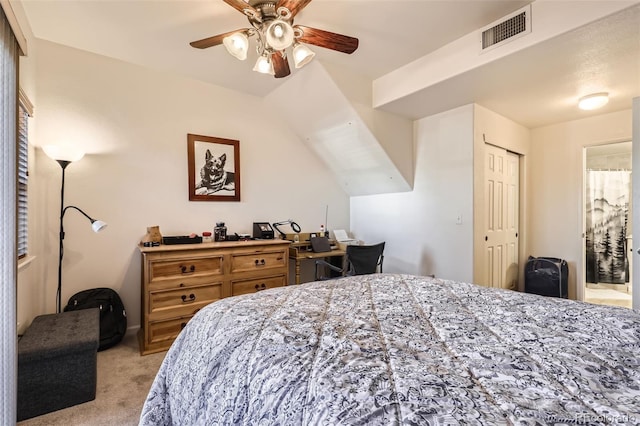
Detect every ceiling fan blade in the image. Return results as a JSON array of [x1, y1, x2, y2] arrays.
[[294, 25, 358, 54], [223, 0, 258, 16], [272, 52, 291, 78], [190, 29, 245, 49], [276, 0, 312, 18]]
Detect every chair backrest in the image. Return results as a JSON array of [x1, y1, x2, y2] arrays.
[[346, 242, 385, 275]]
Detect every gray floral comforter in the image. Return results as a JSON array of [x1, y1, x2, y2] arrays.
[[139, 274, 640, 425]]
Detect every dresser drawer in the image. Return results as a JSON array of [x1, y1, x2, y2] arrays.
[[231, 275, 287, 296], [148, 255, 224, 282], [230, 249, 286, 273], [147, 315, 194, 345], [148, 275, 220, 292], [149, 283, 221, 321]]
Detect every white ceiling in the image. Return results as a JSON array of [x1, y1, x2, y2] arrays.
[[17, 0, 640, 128]]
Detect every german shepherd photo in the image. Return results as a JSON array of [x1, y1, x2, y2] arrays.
[[195, 150, 235, 194]]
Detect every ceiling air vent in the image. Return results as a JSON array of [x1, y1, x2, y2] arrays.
[[480, 5, 531, 52]]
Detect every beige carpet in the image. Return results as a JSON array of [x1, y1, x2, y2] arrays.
[[17, 333, 166, 426]]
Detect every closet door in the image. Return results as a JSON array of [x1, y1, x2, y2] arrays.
[[484, 144, 519, 290]]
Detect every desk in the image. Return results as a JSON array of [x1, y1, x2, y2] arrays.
[[288, 241, 346, 285]]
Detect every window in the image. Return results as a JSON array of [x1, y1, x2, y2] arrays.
[[17, 100, 29, 258]]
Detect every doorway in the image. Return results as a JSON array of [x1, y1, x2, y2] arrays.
[[583, 141, 633, 309]]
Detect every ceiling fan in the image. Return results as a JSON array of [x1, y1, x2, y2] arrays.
[[190, 0, 359, 78]]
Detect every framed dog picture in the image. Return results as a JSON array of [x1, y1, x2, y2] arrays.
[[187, 134, 240, 202]]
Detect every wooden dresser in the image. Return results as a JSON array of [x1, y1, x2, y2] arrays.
[[138, 239, 290, 355]]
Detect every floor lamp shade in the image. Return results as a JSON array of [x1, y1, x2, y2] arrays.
[[42, 145, 85, 162]]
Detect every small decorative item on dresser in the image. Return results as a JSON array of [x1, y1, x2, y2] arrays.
[[214, 222, 227, 241], [141, 226, 162, 244], [202, 232, 213, 243]]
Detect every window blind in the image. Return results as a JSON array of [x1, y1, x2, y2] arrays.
[[17, 104, 28, 258]]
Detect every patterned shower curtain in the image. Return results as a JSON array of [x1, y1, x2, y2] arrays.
[[585, 170, 631, 284]]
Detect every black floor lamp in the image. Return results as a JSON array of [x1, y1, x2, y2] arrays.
[[44, 147, 107, 313]]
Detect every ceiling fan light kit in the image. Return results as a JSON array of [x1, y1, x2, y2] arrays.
[[191, 0, 359, 78], [253, 53, 275, 75], [292, 42, 315, 68], [222, 31, 249, 60], [265, 19, 295, 50]]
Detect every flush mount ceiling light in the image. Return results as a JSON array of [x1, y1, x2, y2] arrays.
[[189, 0, 359, 78], [578, 92, 609, 110]]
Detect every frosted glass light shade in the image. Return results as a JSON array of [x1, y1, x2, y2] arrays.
[[293, 43, 315, 68], [42, 145, 85, 162], [578, 92, 609, 110], [223, 32, 249, 60], [265, 20, 294, 51], [253, 54, 274, 75]]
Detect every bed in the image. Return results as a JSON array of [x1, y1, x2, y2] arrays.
[[139, 274, 640, 425]]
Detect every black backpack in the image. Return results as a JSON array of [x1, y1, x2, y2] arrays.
[[64, 288, 127, 351]]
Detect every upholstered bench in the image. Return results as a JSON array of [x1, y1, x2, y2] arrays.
[[17, 308, 100, 421]]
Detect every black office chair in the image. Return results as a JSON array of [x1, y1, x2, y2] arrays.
[[315, 242, 385, 280]]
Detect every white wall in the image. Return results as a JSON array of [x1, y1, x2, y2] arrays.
[[21, 40, 350, 331], [529, 109, 632, 299], [351, 104, 475, 282]]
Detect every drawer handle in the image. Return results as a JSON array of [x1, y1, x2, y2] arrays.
[[254, 259, 266, 266], [255, 283, 267, 292], [181, 293, 196, 303], [180, 265, 196, 274]]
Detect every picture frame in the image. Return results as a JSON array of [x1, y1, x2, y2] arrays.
[[187, 134, 240, 202]]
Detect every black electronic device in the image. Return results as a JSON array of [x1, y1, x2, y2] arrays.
[[162, 235, 203, 245], [253, 222, 274, 239]]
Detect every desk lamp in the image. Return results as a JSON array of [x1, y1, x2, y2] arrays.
[[43, 146, 107, 313]]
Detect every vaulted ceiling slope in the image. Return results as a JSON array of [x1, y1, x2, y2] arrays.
[[265, 61, 414, 196]]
